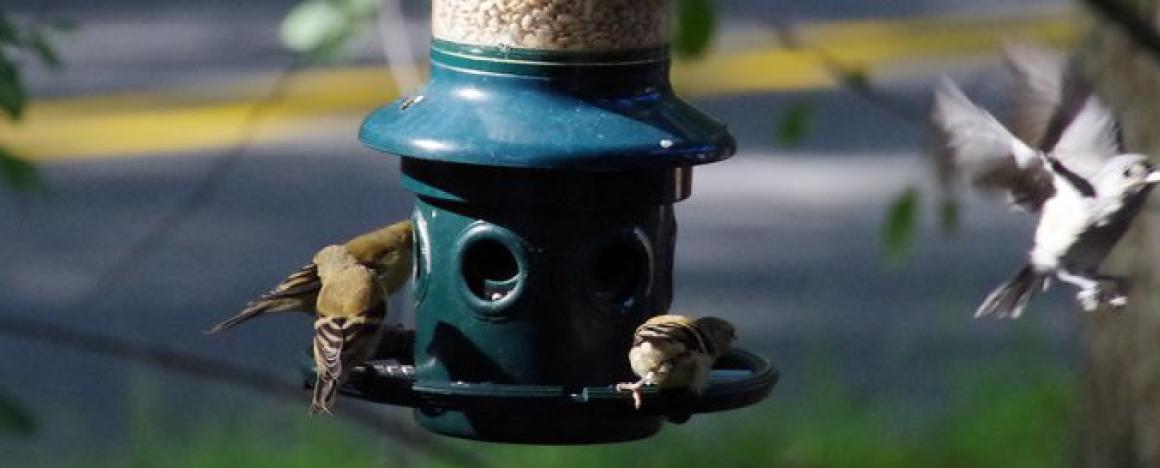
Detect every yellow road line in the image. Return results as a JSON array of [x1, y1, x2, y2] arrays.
[[2, 11, 1079, 162], [11, 68, 404, 161], [672, 13, 1076, 95]]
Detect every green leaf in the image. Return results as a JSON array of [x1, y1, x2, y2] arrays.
[[0, 13, 16, 45], [0, 55, 24, 120], [0, 389, 36, 438], [27, 28, 62, 69], [0, 147, 43, 192], [938, 196, 960, 236], [338, 0, 381, 17], [280, 1, 347, 54], [777, 102, 814, 146], [882, 188, 920, 263], [280, 0, 368, 61], [673, 0, 715, 58]]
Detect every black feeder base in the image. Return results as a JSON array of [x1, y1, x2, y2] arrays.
[[306, 345, 778, 444]]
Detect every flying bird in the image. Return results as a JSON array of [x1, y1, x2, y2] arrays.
[[616, 314, 736, 409], [208, 219, 414, 333], [930, 62, 1160, 318]]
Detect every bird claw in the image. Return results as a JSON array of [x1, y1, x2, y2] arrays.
[[1105, 282, 1130, 309], [615, 382, 644, 410]]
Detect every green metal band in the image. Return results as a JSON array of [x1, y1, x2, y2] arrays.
[[430, 39, 669, 74]]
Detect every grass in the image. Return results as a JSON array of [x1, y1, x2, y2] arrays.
[[92, 400, 388, 468], [461, 361, 1073, 468], [15, 344, 1075, 468]]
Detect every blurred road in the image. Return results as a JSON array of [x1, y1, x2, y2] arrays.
[[1, 0, 1082, 463]]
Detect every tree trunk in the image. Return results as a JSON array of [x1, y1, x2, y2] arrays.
[[1078, 9, 1160, 466]]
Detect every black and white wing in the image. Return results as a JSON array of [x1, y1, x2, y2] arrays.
[[1002, 41, 1122, 199], [1003, 41, 1070, 148], [1050, 94, 1122, 181], [929, 76, 1052, 212]]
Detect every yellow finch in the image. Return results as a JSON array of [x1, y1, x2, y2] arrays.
[[310, 249, 386, 414], [616, 314, 736, 409], [208, 220, 414, 333]]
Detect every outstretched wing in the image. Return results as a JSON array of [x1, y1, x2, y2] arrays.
[[1003, 41, 1070, 148], [1050, 95, 1123, 181], [1001, 41, 1125, 203], [929, 77, 1053, 212]]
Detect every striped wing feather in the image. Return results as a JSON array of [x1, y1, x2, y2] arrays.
[[310, 302, 387, 413], [633, 315, 710, 355]]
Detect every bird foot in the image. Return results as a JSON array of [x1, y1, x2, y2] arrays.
[[309, 404, 333, 416], [1076, 289, 1129, 311], [1098, 276, 1130, 310], [615, 382, 645, 410], [1077, 290, 1101, 312], [1104, 282, 1130, 309]]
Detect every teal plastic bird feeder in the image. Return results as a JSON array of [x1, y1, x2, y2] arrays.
[[347, 0, 776, 443]]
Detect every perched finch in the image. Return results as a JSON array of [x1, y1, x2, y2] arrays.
[[310, 249, 386, 414], [616, 314, 736, 410], [930, 72, 1160, 318], [208, 220, 414, 333]]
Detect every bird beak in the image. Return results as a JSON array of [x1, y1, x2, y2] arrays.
[[1147, 171, 1160, 184]]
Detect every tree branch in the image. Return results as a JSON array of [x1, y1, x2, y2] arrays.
[[1082, 0, 1160, 65], [770, 22, 926, 125], [66, 60, 304, 314]]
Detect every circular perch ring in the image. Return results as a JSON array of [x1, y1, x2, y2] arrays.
[[324, 348, 777, 423]]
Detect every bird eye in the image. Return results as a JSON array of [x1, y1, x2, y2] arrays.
[[1123, 168, 1133, 177]]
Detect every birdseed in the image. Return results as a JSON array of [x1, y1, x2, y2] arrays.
[[432, 0, 671, 51]]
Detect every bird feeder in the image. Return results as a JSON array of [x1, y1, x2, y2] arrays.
[[344, 0, 777, 443]]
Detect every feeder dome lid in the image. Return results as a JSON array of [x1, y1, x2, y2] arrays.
[[359, 43, 736, 171]]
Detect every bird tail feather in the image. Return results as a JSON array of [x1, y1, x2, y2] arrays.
[[205, 303, 269, 334], [976, 265, 1045, 319]]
